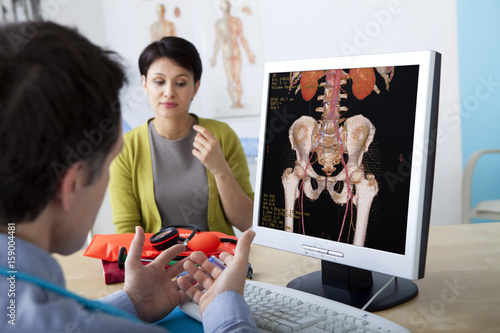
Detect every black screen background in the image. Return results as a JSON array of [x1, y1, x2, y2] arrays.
[[258, 65, 419, 255]]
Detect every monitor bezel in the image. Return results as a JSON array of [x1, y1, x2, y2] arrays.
[[252, 50, 440, 280]]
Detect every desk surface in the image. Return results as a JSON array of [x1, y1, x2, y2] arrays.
[[55, 222, 500, 333]]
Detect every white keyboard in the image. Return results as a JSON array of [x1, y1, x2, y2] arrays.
[[179, 279, 410, 333]]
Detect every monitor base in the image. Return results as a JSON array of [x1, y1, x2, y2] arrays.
[[286, 261, 418, 312]]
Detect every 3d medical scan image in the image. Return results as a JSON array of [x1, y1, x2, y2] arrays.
[[259, 65, 421, 255]]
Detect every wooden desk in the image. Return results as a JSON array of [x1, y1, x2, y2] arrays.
[[55, 223, 500, 332]]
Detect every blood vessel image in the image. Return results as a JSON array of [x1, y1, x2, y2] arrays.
[[280, 66, 398, 247]]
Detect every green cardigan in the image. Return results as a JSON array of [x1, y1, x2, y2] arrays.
[[109, 116, 254, 236]]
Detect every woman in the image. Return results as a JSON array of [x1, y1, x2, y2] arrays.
[[110, 36, 254, 235]]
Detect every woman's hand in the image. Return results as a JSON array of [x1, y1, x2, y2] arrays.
[[191, 124, 253, 231], [192, 124, 230, 177]]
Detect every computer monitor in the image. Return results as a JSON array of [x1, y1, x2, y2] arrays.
[[252, 50, 441, 311]]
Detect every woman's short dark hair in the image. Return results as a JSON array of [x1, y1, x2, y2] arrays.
[[138, 36, 202, 82], [0, 21, 126, 224]]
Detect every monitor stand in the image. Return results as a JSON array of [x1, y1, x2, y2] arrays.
[[286, 260, 418, 312]]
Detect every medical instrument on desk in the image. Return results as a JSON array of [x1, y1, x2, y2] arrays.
[[150, 224, 238, 253], [118, 225, 239, 269], [0, 266, 141, 323], [150, 224, 200, 251], [116, 225, 199, 269], [117, 247, 178, 270]]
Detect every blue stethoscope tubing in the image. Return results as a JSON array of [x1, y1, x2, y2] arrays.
[[0, 266, 141, 323]]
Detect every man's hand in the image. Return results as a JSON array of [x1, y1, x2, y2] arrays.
[[123, 226, 190, 322], [177, 229, 256, 314]]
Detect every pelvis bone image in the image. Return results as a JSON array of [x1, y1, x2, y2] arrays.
[[281, 67, 394, 247]]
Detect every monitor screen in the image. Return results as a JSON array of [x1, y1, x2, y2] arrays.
[[252, 50, 441, 310]]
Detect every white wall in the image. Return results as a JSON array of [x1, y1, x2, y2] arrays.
[[255, 0, 462, 228], [40, 0, 107, 46], [47, 0, 461, 231]]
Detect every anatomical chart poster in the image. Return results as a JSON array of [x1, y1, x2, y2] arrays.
[[196, 0, 265, 118], [258, 65, 420, 255]]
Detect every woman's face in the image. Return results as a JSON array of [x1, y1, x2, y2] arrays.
[[142, 57, 200, 120]]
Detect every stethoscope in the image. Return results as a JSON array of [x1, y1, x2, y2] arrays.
[[117, 225, 252, 279], [117, 224, 239, 269], [0, 266, 141, 323]]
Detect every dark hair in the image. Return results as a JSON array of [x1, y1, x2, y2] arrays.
[[138, 36, 202, 83], [0, 21, 126, 224]]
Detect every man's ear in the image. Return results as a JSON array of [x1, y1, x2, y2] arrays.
[[57, 162, 85, 210]]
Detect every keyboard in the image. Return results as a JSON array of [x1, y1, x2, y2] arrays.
[[179, 279, 411, 332]]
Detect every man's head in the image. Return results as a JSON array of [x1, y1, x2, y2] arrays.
[[0, 21, 126, 243]]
